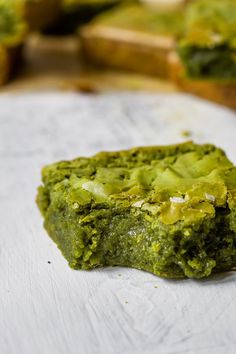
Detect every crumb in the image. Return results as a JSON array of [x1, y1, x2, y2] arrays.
[[125, 301, 128, 304], [154, 285, 158, 288], [118, 273, 122, 277], [181, 130, 192, 138], [48, 261, 51, 264]]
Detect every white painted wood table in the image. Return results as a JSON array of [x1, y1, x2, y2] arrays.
[[1, 92, 236, 354]]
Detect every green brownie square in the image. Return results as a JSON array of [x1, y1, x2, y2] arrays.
[[37, 142, 236, 279]]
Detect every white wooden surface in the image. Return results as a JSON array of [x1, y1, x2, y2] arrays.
[[1, 92, 236, 354]]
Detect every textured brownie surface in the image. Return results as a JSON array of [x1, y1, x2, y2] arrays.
[[37, 142, 236, 279]]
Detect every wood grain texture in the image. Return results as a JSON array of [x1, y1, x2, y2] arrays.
[[0, 92, 236, 354]]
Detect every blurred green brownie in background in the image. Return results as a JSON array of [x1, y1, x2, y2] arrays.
[[37, 142, 236, 279], [170, 0, 236, 109], [178, 0, 236, 79], [80, 3, 184, 77], [0, 0, 27, 85]]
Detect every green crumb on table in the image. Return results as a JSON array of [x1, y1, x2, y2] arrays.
[[37, 142, 236, 279], [181, 130, 192, 138]]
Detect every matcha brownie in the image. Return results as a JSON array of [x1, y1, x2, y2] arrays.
[[178, 0, 236, 79], [0, 0, 27, 85], [168, 51, 236, 110], [37, 142, 236, 279], [80, 4, 184, 78]]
